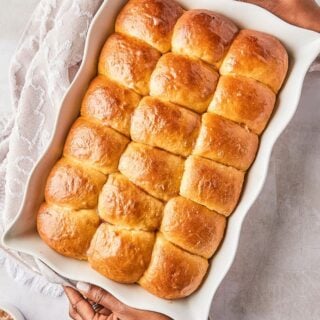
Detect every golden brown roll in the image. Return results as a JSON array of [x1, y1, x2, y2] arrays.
[[37, 203, 100, 260], [161, 197, 226, 258], [87, 223, 155, 283], [139, 234, 208, 299], [115, 0, 184, 53], [44, 158, 106, 210], [98, 33, 161, 96], [119, 142, 184, 201], [172, 10, 238, 68], [220, 29, 288, 93], [130, 96, 200, 156], [180, 156, 244, 216], [63, 117, 129, 174], [193, 113, 259, 170], [98, 173, 163, 231], [150, 53, 219, 113], [80, 76, 141, 137], [208, 75, 276, 134]]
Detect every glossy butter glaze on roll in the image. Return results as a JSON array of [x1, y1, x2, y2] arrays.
[[37, 203, 100, 260], [98, 33, 161, 96], [88, 223, 155, 283], [115, 0, 184, 53], [220, 29, 288, 93], [98, 173, 163, 231], [193, 113, 259, 170], [37, 0, 289, 301], [118, 142, 185, 201], [208, 75, 276, 134], [139, 234, 208, 299], [172, 10, 238, 68], [64, 117, 129, 174], [44, 158, 106, 210], [150, 53, 219, 113], [81, 76, 141, 137], [131, 96, 201, 156], [161, 197, 226, 258], [180, 156, 245, 216]]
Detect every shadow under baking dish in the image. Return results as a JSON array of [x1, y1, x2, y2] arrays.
[[2, 0, 320, 319]]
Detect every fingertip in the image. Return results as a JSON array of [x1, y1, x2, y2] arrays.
[[63, 286, 84, 304], [63, 285, 72, 295], [76, 281, 91, 294], [63, 284, 71, 291], [64, 285, 75, 294]]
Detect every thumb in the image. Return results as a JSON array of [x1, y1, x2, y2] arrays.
[[77, 282, 125, 315], [76, 282, 171, 320]]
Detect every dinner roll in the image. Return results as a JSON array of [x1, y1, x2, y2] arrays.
[[208, 75, 276, 134], [172, 10, 238, 67], [130, 96, 200, 156], [139, 234, 208, 299], [193, 113, 259, 170], [98, 173, 163, 231], [115, 0, 184, 53], [88, 223, 155, 283], [63, 117, 129, 174], [98, 33, 161, 96], [44, 158, 106, 210], [220, 29, 288, 93], [37, 203, 100, 260], [119, 142, 184, 201], [81, 76, 141, 137], [161, 197, 226, 258], [150, 53, 219, 113], [180, 156, 244, 216]]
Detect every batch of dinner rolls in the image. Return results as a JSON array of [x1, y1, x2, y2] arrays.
[[37, 0, 288, 299]]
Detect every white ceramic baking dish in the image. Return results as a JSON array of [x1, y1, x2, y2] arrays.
[[2, 0, 320, 319]]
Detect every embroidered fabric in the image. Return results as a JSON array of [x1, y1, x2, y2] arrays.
[[0, 0, 102, 296]]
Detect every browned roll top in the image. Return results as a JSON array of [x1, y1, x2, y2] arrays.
[[172, 9, 239, 68], [37, 0, 288, 300], [220, 29, 288, 93], [98, 33, 161, 96], [116, 0, 184, 53], [131, 96, 201, 157], [139, 234, 209, 299], [150, 52, 219, 113], [81, 76, 141, 137]]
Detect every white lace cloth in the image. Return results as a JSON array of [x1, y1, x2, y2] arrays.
[[0, 0, 319, 299], [0, 0, 102, 297]]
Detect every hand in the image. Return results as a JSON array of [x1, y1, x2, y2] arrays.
[[64, 283, 171, 320], [240, 0, 320, 32]]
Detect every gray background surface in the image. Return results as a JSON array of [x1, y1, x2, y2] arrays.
[[211, 71, 320, 320], [0, 1, 320, 319]]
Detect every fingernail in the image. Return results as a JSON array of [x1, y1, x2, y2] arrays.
[[76, 281, 90, 293]]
